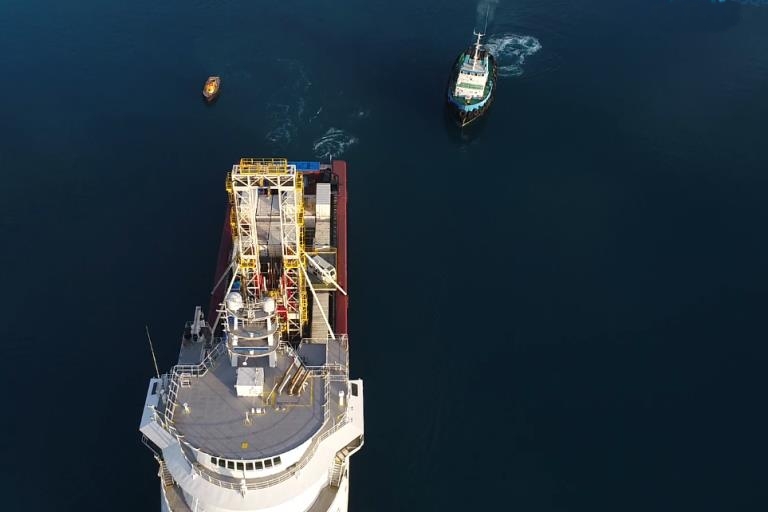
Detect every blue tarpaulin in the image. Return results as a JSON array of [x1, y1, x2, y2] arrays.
[[289, 161, 321, 171]]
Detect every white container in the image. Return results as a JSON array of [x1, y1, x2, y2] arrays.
[[235, 367, 264, 397], [316, 183, 331, 220]]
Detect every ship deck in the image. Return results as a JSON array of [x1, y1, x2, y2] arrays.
[[141, 161, 357, 510], [171, 339, 347, 460]]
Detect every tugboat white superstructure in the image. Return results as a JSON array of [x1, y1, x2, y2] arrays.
[[446, 30, 498, 127], [140, 159, 364, 511]]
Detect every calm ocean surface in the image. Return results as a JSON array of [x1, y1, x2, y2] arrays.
[[1, 0, 767, 510]]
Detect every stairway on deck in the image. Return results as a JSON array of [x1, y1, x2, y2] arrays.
[[310, 292, 331, 339]]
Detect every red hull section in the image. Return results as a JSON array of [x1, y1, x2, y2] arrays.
[[333, 160, 349, 335], [209, 206, 232, 321]]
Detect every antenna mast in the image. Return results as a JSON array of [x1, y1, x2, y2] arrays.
[[472, 5, 489, 67], [472, 3, 490, 65], [472, 30, 484, 66], [145, 325, 161, 379]]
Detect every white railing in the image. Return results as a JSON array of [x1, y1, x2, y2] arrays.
[[157, 336, 353, 492], [323, 376, 331, 422], [162, 342, 227, 428], [303, 335, 349, 377], [176, 340, 227, 376], [184, 413, 350, 492], [162, 337, 346, 430]]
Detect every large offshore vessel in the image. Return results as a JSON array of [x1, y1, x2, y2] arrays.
[[446, 31, 498, 127], [139, 158, 364, 511]]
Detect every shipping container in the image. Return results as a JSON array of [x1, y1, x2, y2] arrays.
[[316, 183, 331, 220]]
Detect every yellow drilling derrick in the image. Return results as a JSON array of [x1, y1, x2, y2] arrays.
[[226, 158, 308, 340]]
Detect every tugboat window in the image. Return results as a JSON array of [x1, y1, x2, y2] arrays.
[[264, 459, 273, 468], [236, 462, 244, 471], [245, 462, 254, 471], [255, 461, 264, 470], [227, 461, 235, 469], [218, 459, 226, 468], [273, 456, 281, 466]]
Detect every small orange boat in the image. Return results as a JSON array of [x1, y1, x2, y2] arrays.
[[202, 76, 221, 102]]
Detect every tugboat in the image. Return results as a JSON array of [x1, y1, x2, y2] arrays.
[[202, 76, 221, 102], [446, 31, 497, 128]]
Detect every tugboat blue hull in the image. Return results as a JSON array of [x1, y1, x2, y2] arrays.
[[446, 51, 498, 128]]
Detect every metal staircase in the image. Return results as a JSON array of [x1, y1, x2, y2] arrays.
[[157, 458, 174, 488], [330, 436, 364, 488], [329, 458, 344, 488]]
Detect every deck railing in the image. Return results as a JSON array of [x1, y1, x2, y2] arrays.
[[182, 412, 350, 492], [158, 335, 352, 492], [162, 341, 227, 429]]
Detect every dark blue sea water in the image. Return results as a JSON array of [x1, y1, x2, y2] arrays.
[[2, 0, 767, 510]]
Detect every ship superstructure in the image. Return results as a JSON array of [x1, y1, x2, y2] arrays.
[[446, 31, 498, 127], [140, 159, 363, 512]]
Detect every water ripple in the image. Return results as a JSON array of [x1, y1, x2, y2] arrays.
[[486, 33, 542, 78], [312, 128, 358, 160]]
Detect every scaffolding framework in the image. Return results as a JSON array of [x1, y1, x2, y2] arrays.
[[226, 158, 308, 339]]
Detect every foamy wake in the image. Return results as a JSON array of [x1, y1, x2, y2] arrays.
[[485, 33, 542, 78], [312, 128, 358, 160]]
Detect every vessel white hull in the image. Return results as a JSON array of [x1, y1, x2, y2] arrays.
[[158, 470, 350, 512], [144, 379, 364, 512], [142, 160, 362, 512]]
